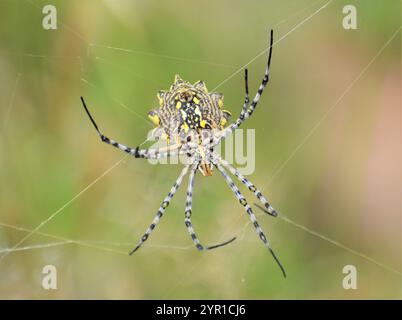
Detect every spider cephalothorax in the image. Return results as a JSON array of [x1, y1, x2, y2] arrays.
[[80, 30, 287, 277]]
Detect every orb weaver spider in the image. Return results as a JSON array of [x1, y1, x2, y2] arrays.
[[81, 30, 286, 277]]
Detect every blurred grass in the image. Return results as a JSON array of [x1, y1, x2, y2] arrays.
[[0, 0, 400, 299]]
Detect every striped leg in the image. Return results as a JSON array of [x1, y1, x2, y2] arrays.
[[212, 30, 274, 147], [184, 163, 204, 250], [81, 96, 181, 159], [231, 29, 273, 128], [216, 30, 274, 145], [217, 156, 278, 217], [185, 163, 237, 250], [239, 68, 250, 118], [214, 160, 286, 278], [129, 165, 190, 254], [140, 145, 183, 159]]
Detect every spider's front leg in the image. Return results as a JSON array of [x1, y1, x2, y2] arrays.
[[81, 97, 182, 159], [239, 68, 250, 119], [216, 29, 274, 145]]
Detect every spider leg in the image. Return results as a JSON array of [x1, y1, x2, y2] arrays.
[[213, 160, 286, 278], [216, 155, 278, 217], [81, 96, 182, 159], [234, 29, 273, 126], [215, 29, 274, 145], [129, 165, 190, 254], [184, 163, 203, 250], [239, 68, 250, 118], [185, 162, 237, 250]]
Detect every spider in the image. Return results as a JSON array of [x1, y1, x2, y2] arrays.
[[80, 30, 286, 277]]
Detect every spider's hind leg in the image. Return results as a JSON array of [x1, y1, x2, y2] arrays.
[[217, 156, 278, 217], [184, 163, 204, 250], [213, 160, 286, 278], [129, 165, 190, 254], [185, 162, 236, 251]]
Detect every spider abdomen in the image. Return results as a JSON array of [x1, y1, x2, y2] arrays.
[[148, 75, 231, 136]]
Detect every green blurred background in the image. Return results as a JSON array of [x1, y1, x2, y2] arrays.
[[0, 0, 400, 299]]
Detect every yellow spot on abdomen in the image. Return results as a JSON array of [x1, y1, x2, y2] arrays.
[[148, 114, 160, 126], [182, 123, 189, 133], [218, 99, 224, 108]]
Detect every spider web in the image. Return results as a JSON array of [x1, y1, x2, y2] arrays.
[[0, 0, 401, 297]]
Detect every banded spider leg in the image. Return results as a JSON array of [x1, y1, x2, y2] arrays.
[[214, 29, 274, 146], [129, 165, 190, 254], [81, 97, 183, 159], [212, 158, 286, 278], [184, 162, 237, 250], [215, 155, 278, 217]]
